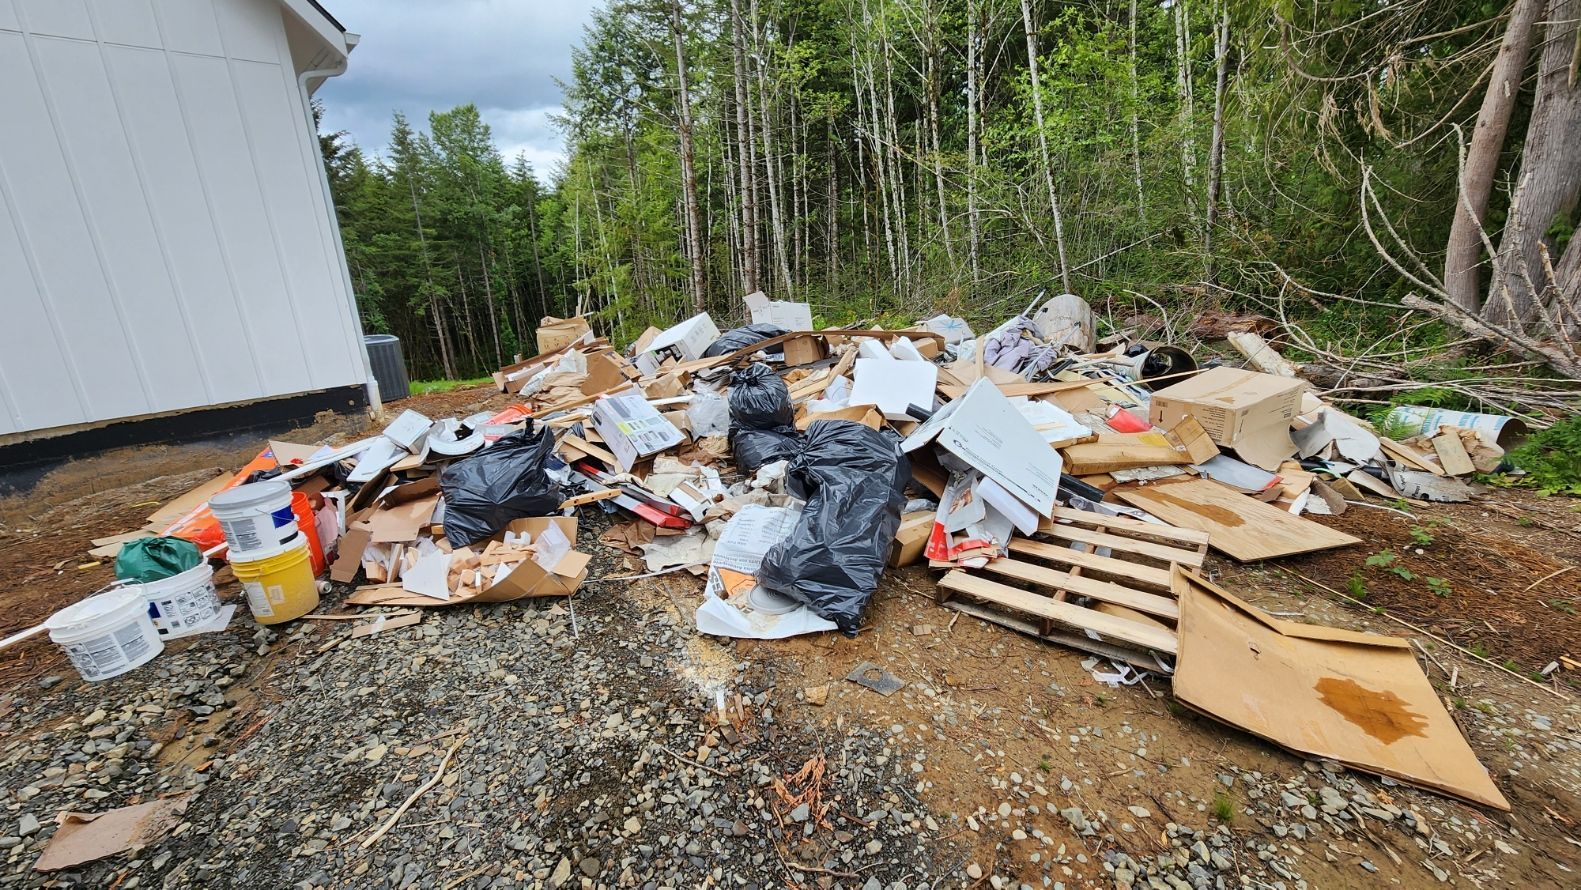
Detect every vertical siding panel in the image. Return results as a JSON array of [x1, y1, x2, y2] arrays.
[[0, 32, 149, 424], [87, 0, 160, 48], [150, 0, 222, 56], [15, 0, 92, 40], [104, 44, 266, 406], [171, 52, 314, 397], [235, 60, 359, 388], [0, 177, 83, 433], [213, 0, 279, 63], [35, 37, 208, 412]]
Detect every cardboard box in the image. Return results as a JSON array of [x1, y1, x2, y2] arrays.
[[782, 334, 827, 367], [647, 312, 722, 362], [481, 517, 591, 599], [1149, 367, 1307, 471], [849, 357, 938, 420], [903, 378, 1063, 516], [888, 511, 935, 567], [744, 291, 814, 331], [592, 388, 685, 470], [581, 351, 638, 396], [536, 315, 591, 354]]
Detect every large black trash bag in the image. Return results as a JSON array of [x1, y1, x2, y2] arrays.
[[728, 363, 795, 429], [440, 422, 565, 546], [758, 421, 909, 635], [731, 426, 802, 475], [703, 323, 788, 358]]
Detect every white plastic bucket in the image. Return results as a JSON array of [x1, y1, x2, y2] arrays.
[[137, 563, 220, 638], [210, 480, 298, 556], [44, 588, 164, 682]]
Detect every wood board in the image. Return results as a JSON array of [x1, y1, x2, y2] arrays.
[[938, 571, 1177, 655], [1114, 478, 1361, 562]]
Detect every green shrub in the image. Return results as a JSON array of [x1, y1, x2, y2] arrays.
[[1508, 416, 1581, 496]]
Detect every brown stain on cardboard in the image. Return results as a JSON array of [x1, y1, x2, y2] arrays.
[[1313, 676, 1428, 744], [1141, 489, 1244, 527]]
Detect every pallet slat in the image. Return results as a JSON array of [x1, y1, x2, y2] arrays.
[[1007, 539, 1172, 590], [1046, 506, 1211, 550], [939, 571, 1178, 655], [982, 557, 1179, 620], [1038, 523, 1206, 568]]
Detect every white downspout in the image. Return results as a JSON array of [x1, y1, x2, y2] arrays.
[[297, 55, 383, 417]]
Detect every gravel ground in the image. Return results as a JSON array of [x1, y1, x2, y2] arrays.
[[2, 395, 1579, 888]]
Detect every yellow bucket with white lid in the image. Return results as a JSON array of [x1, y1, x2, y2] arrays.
[[231, 534, 318, 624]]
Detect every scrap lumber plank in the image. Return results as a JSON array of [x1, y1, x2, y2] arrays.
[[1045, 506, 1211, 551], [1037, 523, 1207, 568], [1114, 478, 1361, 562], [939, 571, 1178, 654], [981, 558, 1179, 620], [942, 600, 1164, 670], [1007, 539, 1173, 590], [1431, 431, 1476, 476], [1379, 437, 1446, 476]]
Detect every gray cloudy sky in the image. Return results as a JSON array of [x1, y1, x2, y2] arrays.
[[315, 0, 603, 177]]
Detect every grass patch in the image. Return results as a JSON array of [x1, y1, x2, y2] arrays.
[[410, 377, 493, 395], [1211, 791, 1236, 822]]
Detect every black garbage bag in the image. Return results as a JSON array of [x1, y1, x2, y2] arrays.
[[703, 323, 788, 358], [728, 363, 794, 430], [731, 425, 802, 475], [758, 421, 909, 635], [439, 422, 565, 546]]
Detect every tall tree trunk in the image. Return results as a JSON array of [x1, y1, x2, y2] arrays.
[[1175, 0, 1200, 220], [733, 0, 763, 294], [480, 245, 501, 365], [751, 0, 795, 296], [925, 6, 956, 272], [1129, 0, 1146, 215], [672, 0, 707, 313], [1020, 0, 1073, 292], [1444, 0, 1542, 313], [966, 0, 982, 283], [1488, 0, 1581, 326], [1203, 2, 1229, 280]]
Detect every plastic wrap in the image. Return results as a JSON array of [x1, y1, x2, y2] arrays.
[[114, 536, 202, 583], [439, 423, 566, 546], [758, 421, 909, 634]]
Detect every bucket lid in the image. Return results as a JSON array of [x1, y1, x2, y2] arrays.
[[44, 587, 145, 632], [227, 532, 308, 563], [746, 585, 802, 616], [209, 479, 291, 510]]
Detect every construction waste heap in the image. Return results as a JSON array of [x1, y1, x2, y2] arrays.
[[13, 289, 1547, 873]]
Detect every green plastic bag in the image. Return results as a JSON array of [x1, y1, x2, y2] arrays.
[[114, 536, 202, 583]]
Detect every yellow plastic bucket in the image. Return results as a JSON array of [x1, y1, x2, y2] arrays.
[[231, 536, 319, 624]]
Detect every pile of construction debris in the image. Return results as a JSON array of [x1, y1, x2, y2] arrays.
[[17, 290, 1524, 872]]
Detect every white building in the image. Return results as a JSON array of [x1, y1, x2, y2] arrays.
[[0, 0, 370, 459]]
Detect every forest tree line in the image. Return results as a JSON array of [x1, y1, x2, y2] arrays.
[[323, 0, 1581, 383]]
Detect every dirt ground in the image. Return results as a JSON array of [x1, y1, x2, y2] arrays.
[[3, 382, 1580, 888]]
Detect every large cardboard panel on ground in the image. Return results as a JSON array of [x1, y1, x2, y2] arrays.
[[1171, 568, 1509, 810]]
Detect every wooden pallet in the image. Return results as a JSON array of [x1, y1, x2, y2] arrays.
[[935, 507, 1208, 662]]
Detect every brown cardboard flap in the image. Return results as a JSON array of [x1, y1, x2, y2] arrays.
[[1172, 567, 1507, 810]]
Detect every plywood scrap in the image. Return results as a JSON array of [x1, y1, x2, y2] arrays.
[[1114, 477, 1361, 562], [1430, 430, 1476, 476], [1171, 567, 1509, 810]]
